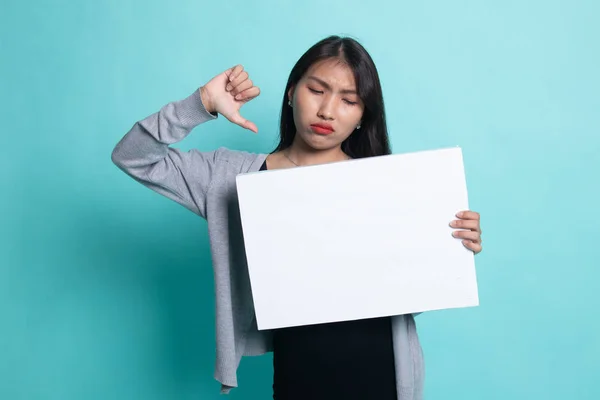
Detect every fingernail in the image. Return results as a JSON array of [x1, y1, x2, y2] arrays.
[[457, 211, 464, 218], [449, 221, 457, 227], [226, 85, 232, 91], [235, 94, 241, 100]]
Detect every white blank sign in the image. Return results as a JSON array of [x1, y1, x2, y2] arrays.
[[236, 147, 479, 330]]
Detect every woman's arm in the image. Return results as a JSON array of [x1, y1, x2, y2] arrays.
[[111, 65, 260, 219], [111, 89, 219, 218]]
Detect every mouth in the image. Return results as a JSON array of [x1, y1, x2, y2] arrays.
[[310, 124, 335, 135]]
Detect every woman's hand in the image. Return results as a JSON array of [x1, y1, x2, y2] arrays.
[[450, 211, 483, 254], [200, 64, 261, 133]]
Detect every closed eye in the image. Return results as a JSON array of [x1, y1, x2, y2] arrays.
[[343, 99, 358, 105], [308, 87, 323, 94]]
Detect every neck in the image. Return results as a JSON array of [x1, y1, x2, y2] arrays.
[[284, 140, 349, 166]]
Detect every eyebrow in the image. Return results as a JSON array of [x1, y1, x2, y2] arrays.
[[307, 76, 358, 95]]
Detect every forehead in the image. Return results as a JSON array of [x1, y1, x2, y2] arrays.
[[304, 58, 357, 89]]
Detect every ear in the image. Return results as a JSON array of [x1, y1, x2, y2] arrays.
[[287, 85, 296, 104]]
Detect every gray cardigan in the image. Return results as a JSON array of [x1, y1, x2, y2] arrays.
[[111, 88, 425, 399]]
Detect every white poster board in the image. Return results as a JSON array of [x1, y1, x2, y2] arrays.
[[236, 147, 479, 330]]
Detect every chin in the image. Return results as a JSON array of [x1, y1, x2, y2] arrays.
[[298, 131, 343, 151]]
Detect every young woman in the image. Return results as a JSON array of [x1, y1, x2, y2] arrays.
[[111, 35, 483, 400]]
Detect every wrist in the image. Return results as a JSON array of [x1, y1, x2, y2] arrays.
[[199, 86, 215, 115]]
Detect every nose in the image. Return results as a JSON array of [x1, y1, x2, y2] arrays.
[[317, 95, 335, 120]]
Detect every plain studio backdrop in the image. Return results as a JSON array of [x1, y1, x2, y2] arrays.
[[1, 1, 598, 399]]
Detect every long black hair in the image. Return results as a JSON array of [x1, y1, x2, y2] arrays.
[[273, 35, 392, 159]]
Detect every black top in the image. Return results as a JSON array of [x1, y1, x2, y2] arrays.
[[260, 160, 398, 400]]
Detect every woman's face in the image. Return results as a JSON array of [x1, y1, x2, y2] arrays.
[[289, 58, 365, 151]]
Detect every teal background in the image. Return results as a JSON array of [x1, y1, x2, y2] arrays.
[[1, 0, 598, 399]]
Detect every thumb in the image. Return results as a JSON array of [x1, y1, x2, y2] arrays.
[[230, 111, 258, 134]]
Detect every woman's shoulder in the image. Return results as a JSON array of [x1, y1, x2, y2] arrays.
[[214, 146, 267, 161], [213, 147, 268, 172]]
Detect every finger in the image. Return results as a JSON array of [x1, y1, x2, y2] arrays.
[[227, 71, 249, 92], [449, 219, 480, 231], [234, 86, 261, 101], [456, 210, 480, 221], [452, 230, 481, 242], [229, 111, 258, 133], [226, 64, 244, 82], [231, 79, 253, 97], [463, 240, 482, 254]]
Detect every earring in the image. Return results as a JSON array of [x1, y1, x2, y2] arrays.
[[288, 100, 292, 107], [356, 124, 361, 129]]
